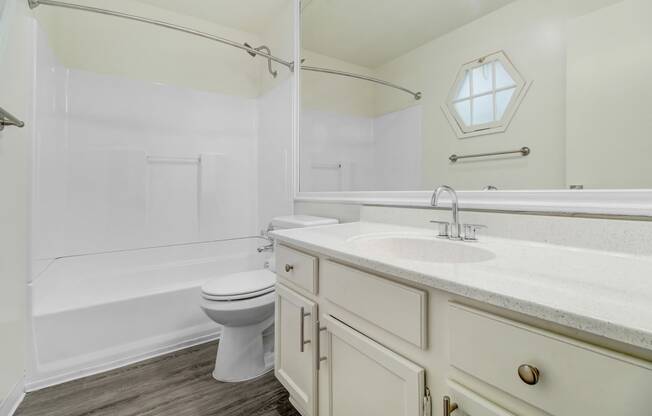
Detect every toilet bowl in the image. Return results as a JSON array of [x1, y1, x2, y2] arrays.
[[200, 215, 338, 383], [200, 269, 276, 382]]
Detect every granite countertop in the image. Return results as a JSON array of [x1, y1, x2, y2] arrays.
[[271, 221, 652, 351]]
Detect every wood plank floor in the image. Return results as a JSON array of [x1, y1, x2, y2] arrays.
[[16, 342, 300, 416]]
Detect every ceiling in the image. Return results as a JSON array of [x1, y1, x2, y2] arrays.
[[134, 0, 290, 34], [301, 0, 518, 68]]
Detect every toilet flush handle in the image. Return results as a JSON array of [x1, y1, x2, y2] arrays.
[[285, 264, 294, 272]]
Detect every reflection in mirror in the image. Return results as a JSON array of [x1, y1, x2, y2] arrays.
[[299, 0, 652, 192]]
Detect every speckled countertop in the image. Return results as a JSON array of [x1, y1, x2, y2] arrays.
[[271, 221, 652, 351]]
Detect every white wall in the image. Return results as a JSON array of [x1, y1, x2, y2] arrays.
[[0, 0, 31, 413], [374, 0, 573, 190], [34, 0, 274, 97], [566, 0, 652, 189], [301, 50, 377, 117], [259, 0, 295, 95]]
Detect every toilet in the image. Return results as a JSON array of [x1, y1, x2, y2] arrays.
[[200, 215, 338, 382]]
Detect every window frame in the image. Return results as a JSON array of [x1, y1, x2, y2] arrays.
[[443, 51, 529, 138]]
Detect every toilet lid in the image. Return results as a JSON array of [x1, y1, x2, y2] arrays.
[[201, 269, 276, 301]]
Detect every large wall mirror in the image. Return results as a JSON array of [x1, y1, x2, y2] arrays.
[[298, 0, 652, 196]]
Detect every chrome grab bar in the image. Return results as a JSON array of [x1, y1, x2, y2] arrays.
[[449, 147, 530, 163], [0, 106, 25, 131]]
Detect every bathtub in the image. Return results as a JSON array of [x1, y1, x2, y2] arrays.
[[27, 237, 271, 390]]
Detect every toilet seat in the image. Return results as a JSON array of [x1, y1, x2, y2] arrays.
[[202, 286, 274, 302], [201, 269, 276, 301]]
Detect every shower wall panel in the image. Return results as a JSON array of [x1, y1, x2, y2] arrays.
[[32, 28, 261, 266]]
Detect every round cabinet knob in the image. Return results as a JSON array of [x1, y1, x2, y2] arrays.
[[284, 264, 294, 272], [517, 364, 540, 385]]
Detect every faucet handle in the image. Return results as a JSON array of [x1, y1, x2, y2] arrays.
[[430, 220, 450, 238], [462, 224, 487, 242]]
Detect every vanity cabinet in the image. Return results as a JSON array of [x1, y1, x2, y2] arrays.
[[274, 243, 652, 416], [321, 315, 425, 416], [446, 380, 516, 416], [449, 303, 652, 416], [275, 283, 319, 416], [275, 245, 431, 416]]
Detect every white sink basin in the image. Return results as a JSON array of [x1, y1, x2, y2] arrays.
[[347, 235, 495, 264]]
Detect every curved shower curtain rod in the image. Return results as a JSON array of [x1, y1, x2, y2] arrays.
[[27, 0, 294, 76], [301, 65, 422, 100], [27, 0, 421, 98]]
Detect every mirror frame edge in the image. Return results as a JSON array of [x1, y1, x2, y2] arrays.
[[293, 190, 652, 218]]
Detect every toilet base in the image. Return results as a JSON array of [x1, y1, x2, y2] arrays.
[[213, 316, 275, 383]]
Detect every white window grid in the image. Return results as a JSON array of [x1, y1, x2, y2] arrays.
[[452, 59, 517, 130]]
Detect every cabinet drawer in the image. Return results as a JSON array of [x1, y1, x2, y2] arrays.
[[449, 303, 652, 416], [321, 260, 427, 348], [276, 245, 318, 294], [447, 380, 516, 416]]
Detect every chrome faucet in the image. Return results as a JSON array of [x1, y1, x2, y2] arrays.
[[431, 185, 461, 239], [431, 185, 487, 242], [257, 243, 274, 253], [257, 222, 275, 253]]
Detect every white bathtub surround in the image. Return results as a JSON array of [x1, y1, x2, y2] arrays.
[[271, 221, 652, 351], [32, 26, 294, 266], [27, 237, 270, 390], [33, 64, 259, 258], [300, 106, 422, 192], [257, 79, 294, 230]]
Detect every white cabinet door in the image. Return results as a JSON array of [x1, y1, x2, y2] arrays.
[[322, 315, 425, 416], [275, 284, 318, 416]]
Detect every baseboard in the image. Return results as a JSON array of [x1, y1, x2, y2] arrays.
[[0, 380, 25, 416], [26, 330, 220, 392], [288, 396, 309, 416]]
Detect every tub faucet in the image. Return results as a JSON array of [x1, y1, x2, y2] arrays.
[[431, 185, 461, 240], [257, 243, 274, 253]]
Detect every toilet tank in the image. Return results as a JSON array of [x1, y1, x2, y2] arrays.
[[271, 215, 338, 230]]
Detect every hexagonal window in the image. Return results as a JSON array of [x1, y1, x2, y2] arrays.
[[443, 51, 529, 138]]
